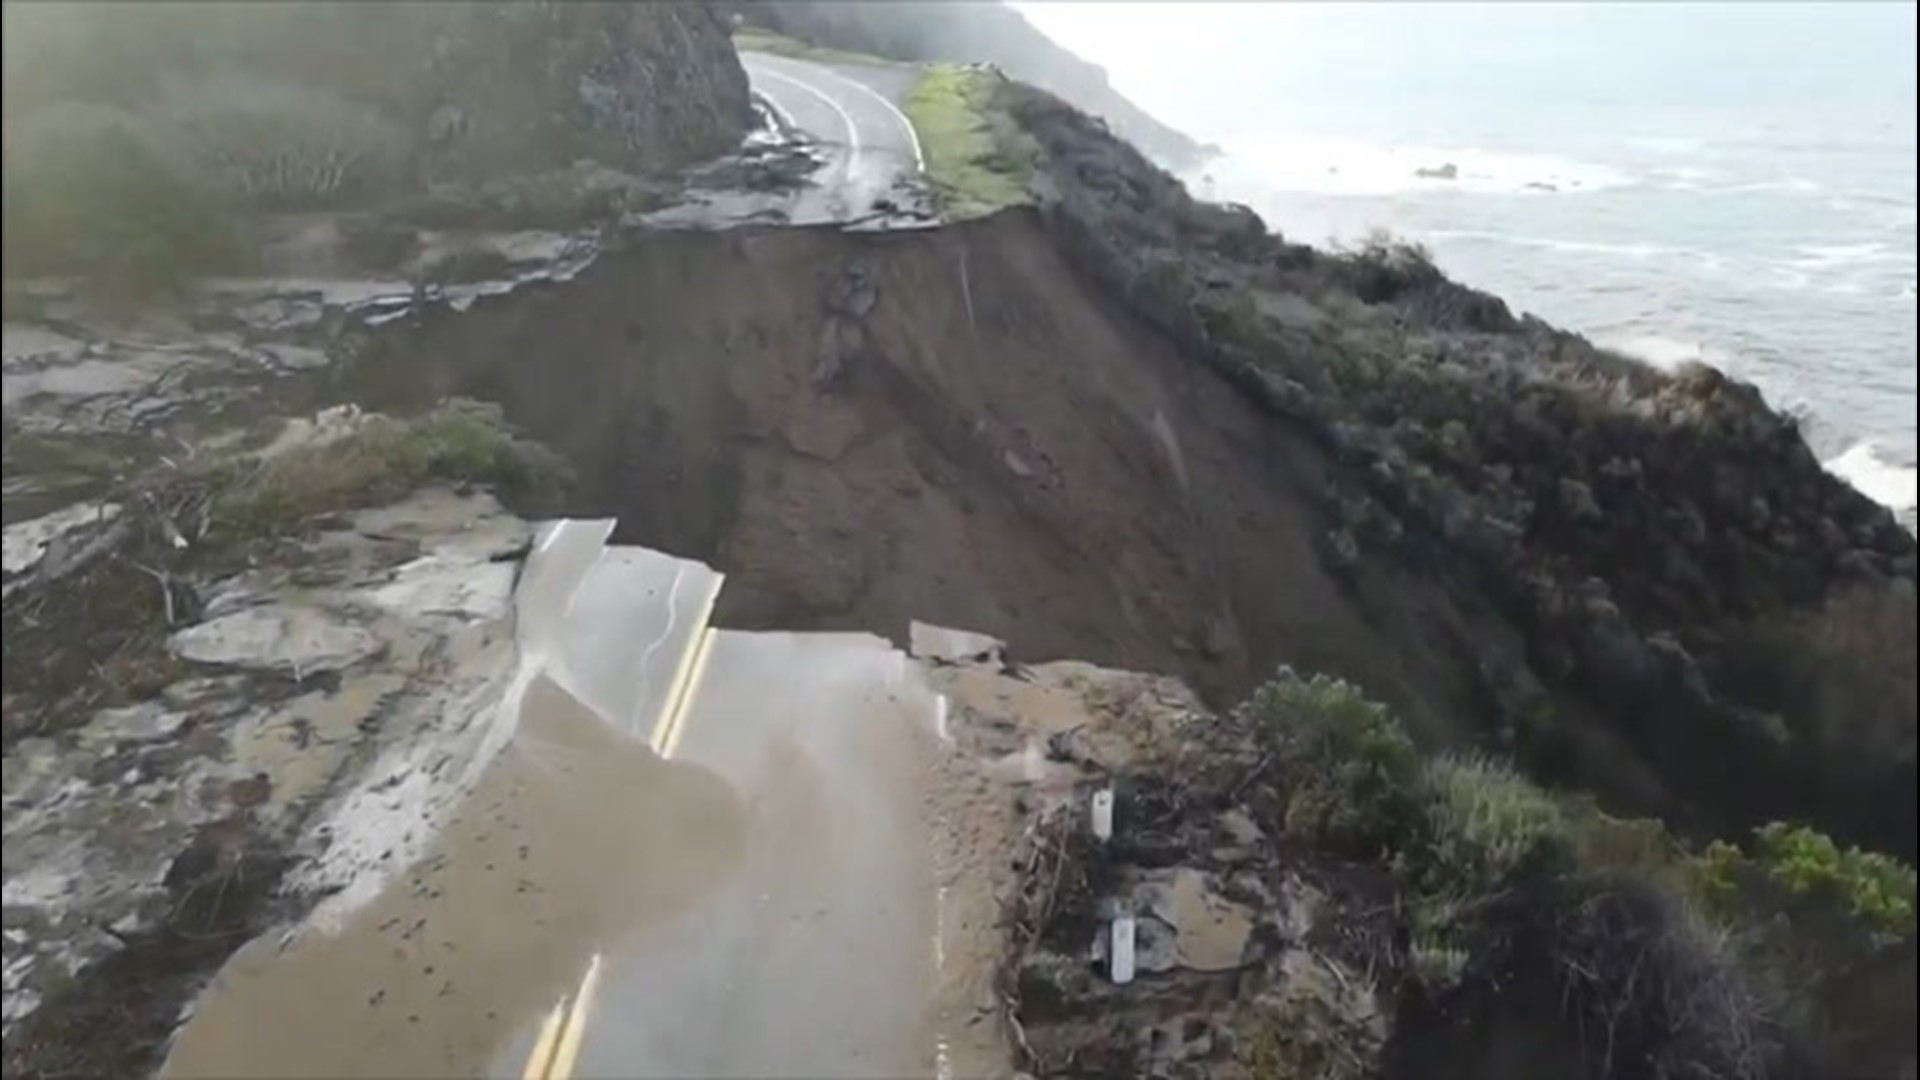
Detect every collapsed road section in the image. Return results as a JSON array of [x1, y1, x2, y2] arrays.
[[155, 517, 1008, 1080]]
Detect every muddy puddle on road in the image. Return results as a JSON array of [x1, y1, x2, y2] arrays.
[[160, 673, 749, 1079], [150, 500, 1012, 1080]]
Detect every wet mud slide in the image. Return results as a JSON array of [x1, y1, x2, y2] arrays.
[[339, 211, 1492, 742]]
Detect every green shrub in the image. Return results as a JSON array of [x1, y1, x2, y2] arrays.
[[1337, 227, 1444, 306], [1, 102, 244, 284], [1697, 823, 1917, 938], [153, 73, 412, 211], [1177, 199, 1271, 261], [1196, 288, 1267, 349], [1415, 753, 1573, 905], [218, 399, 570, 534], [1236, 670, 1421, 854]]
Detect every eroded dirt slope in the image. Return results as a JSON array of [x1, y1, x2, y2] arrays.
[[340, 212, 1500, 736]]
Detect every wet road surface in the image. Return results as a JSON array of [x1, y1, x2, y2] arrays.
[[740, 52, 927, 224], [161, 523, 968, 1080], [503, 631, 947, 1079]]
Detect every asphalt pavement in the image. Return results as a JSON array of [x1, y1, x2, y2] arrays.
[[739, 51, 928, 224], [160, 523, 962, 1080]]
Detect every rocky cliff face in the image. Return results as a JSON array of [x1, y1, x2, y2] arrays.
[[389, 1, 755, 182], [2, 1, 752, 179], [2, 1, 752, 282], [723, 0, 1210, 169]]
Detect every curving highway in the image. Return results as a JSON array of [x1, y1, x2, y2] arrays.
[[740, 51, 929, 224]]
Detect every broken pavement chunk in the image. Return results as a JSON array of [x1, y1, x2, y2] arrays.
[[170, 603, 382, 674]]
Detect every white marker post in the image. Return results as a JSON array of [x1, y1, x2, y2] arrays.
[[1090, 787, 1114, 843], [1110, 914, 1137, 985]]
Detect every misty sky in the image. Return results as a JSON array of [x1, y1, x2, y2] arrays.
[[1012, 2, 1919, 147]]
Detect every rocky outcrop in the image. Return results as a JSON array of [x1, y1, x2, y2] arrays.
[[3, 2, 751, 180], [2, 2, 752, 283], [393, 1, 755, 182]]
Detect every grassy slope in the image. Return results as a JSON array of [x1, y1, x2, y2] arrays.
[[902, 64, 1037, 219]]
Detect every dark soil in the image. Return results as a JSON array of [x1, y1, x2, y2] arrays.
[[335, 214, 1504, 741]]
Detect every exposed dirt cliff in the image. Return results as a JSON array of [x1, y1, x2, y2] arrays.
[[334, 215, 1483, 729], [325, 189, 1913, 868]]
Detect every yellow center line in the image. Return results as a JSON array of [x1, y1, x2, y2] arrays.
[[648, 575, 725, 755], [522, 569, 726, 1080], [655, 626, 719, 759], [519, 997, 568, 1080], [519, 952, 605, 1080], [546, 953, 606, 1079]]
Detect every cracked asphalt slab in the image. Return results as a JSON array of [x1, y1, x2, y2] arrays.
[[158, 525, 996, 1079]]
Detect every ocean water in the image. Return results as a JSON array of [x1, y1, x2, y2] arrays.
[[1164, 3, 1918, 523]]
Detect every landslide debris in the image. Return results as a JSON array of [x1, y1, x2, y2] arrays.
[[337, 214, 1445, 726]]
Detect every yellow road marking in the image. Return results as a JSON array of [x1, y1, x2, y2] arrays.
[[519, 997, 569, 1080], [521, 566, 726, 1078], [519, 952, 605, 1080], [648, 575, 725, 754], [547, 953, 606, 1080], [656, 626, 718, 759]]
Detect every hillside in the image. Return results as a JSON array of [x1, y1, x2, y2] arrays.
[[2, 4, 1914, 1079]]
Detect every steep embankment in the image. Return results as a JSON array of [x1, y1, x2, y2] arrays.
[[991, 78, 1916, 861], [339, 215, 1448, 713], [330, 183, 1913, 867]]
